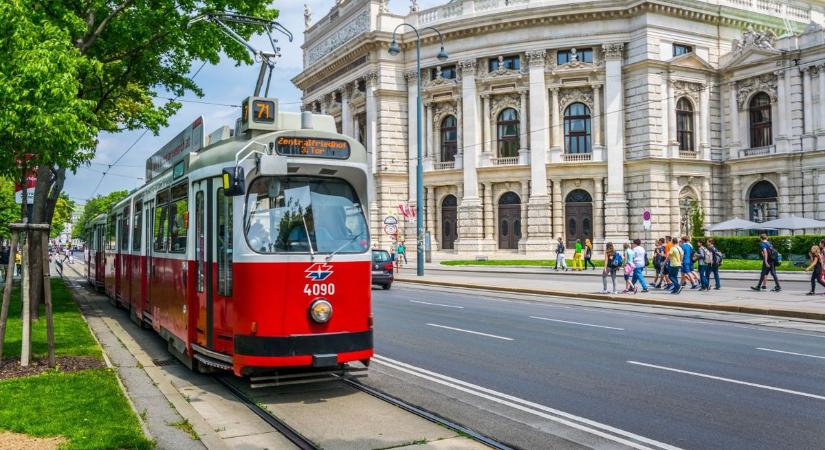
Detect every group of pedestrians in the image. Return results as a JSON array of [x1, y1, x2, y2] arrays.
[[599, 235, 723, 295], [555, 237, 596, 271]]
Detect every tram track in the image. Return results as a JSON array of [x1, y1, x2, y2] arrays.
[[216, 370, 510, 450]]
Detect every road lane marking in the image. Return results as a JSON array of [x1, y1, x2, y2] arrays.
[[425, 323, 513, 341], [530, 316, 625, 331], [373, 355, 680, 450], [732, 325, 825, 339], [627, 361, 825, 401], [756, 347, 825, 360], [409, 300, 464, 309]]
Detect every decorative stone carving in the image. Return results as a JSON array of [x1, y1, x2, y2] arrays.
[[526, 50, 546, 67], [602, 43, 624, 59], [735, 73, 778, 110], [403, 69, 419, 82], [304, 4, 311, 29], [671, 79, 703, 105], [306, 11, 370, 66], [732, 26, 776, 53], [410, 0, 420, 13], [459, 59, 477, 76], [432, 102, 457, 128], [363, 71, 380, 86], [490, 94, 521, 119], [379, 0, 389, 14], [425, 66, 459, 88], [483, 55, 524, 79], [559, 87, 594, 111]]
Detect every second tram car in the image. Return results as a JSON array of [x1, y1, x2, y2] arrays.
[[86, 98, 373, 376]]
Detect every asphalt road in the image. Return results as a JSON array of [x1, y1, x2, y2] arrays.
[[363, 284, 825, 450]]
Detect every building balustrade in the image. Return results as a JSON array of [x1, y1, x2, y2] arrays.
[[432, 161, 456, 170], [678, 150, 699, 159], [738, 145, 776, 158], [562, 152, 592, 162], [490, 156, 521, 166]]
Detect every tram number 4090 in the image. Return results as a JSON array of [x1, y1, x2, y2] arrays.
[[304, 283, 336, 296]]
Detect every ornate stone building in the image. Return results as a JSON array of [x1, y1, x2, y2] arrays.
[[292, 0, 825, 255]]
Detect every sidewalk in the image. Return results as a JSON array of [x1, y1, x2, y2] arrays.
[[394, 264, 825, 321]]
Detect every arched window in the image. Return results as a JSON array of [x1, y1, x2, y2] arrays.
[[563, 103, 591, 154], [749, 93, 772, 148], [499, 191, 521, 205], [676, 98, 694, 151], [440, 115, 457, 162], [497, 108, 519, 158], [749, 180, 778, 223]]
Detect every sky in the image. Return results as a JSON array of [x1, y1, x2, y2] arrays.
[[65, 0, 444, 203]]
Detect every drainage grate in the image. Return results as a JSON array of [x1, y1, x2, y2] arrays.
[[152, 358, 176, 367]]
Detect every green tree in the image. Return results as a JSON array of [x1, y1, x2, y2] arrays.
[[0, 0, 278, 317], [72, 190, 128, 240], [690, 198, 704, 238], [49, 194, 76, 239], [0, 179, 18, 241]]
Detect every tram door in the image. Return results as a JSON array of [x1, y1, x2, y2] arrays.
[[193, 180, 210, 347], [144, 199, 154, 322]]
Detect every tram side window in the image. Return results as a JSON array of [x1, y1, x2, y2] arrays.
[[119, 210, 129, 251], [217, 188, 233, 296], [195, 191, 204, 292], [154, 205, 169, 252], [132, 203, 142, 252], [169, 183, 189, 254], [106, 215, 116, 250]]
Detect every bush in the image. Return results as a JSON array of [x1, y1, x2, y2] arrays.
[[695, 235, 825, 258]]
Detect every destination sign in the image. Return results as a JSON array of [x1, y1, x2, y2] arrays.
[[275, 137, 350, 159], [145, 116, 203, 181]]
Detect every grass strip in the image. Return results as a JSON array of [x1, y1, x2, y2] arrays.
[[0, 368, 153, 449]]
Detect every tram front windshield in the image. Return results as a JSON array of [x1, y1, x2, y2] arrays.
[[245, 176, 369, 254]]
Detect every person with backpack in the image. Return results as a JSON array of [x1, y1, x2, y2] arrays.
[[696, 240, 712, 291], [680, 236, 699, 290], [622, 242, 636, 293], [584, 239, 596, 270], [668, 237, 683, 294], [652, 238, 667, 289], [601, 242, 619, 294], [630, 239, 649, 293], [707, 238, 723, 290], [751, 234, 781, 292], [554, 237, 567, 271]]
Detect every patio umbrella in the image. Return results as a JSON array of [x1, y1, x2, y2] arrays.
[[708, 218, 768, 232], [758, 215, 825, 231]]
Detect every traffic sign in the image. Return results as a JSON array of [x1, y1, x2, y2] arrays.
[[383, 216, 398, 225], [642, 209, 652, 231], [383, 224, 398, 235]]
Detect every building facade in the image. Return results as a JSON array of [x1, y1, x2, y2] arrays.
[[292, 0, 825, 255]]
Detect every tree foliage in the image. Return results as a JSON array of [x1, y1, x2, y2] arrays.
[[0, 179, 19, 240], [72, 190, 128, 240], [50, 193, 76, 239], [689, 198, 704, 238]]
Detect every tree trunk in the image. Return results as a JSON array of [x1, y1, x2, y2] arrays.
[[28, 166, 65, 321]]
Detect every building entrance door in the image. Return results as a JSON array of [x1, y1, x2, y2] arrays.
[[441, 195, 457, 250], [565, 189, 593, 248], [497, 192, 521, 250]]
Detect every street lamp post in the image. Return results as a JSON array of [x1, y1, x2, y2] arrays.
[[388, 24, 448, 277]]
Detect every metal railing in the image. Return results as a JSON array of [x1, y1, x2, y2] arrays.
[[432, 161, 456, 170]]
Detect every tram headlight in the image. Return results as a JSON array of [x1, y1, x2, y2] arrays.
[[309, 299, 333, 324]]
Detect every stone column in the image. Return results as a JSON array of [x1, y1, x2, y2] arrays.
[[660, 75, 670, 157], [519, 180, 529, 245], [731, 174, 743, 220], [481, 93, 492, 159], [483, 182, 494, 240], [551, 178, 563, 241], [818, 66, 825, 150], [424, 101, 434, 170], [802, 67, 816, 150], [365, 72, 379, 227], [524, 51, 553, 253], [341, 85, 353, 137], [455, 100, 464, 169], [670, 175, 681, 236], [518, 89, 529, 164], [700, 82, 711, 160], [592, 84, 604, 160], [667, 76, 679, 158], [455, 59, 487, 252], [776, 70, 790, 152], [426, 186, 438, 250], [405, 70, 419, 202], [728, 82, 739, 158], [778, 172, 790, 218], [594, 177, 605, 245], [701, 177, 711, 231], [602, 43, 629, 243], [550, 87, 561, 161]]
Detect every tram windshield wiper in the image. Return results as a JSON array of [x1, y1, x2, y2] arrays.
[[325, 235, 360, 263], [301, 215, 315, 261]]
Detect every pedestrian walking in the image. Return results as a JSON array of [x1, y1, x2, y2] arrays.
[[696, 240, 712, 291], [622, 242, 636, 293], [572, 239, 584, 271], [0, 246, 8, 282], [397, 241, 408, 264], [554, 237, 567, 271], [601, 242, 618, 294], [805, 244, 825, 295], [630, 239, 649, 293], [584, 239, 596, 270], [707, 238, 723, 290], [667, 237, 683, 294], [680, 236, 699, 290], [652, 238, 667, 288], [751, 234, 781, 292]]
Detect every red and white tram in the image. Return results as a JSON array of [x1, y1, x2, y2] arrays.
[[86, 97, 373, 376]]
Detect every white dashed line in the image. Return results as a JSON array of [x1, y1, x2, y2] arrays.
[[530, 316, 625, 331], [409, 300, 464, 309], [756, 347, 825, 360], [425, 323, 513, 341]]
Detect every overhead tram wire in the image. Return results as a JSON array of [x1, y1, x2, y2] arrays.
[[88, 60, 208, 198]]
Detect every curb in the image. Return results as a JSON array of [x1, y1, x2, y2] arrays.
[[396, 277, 825, 321]]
